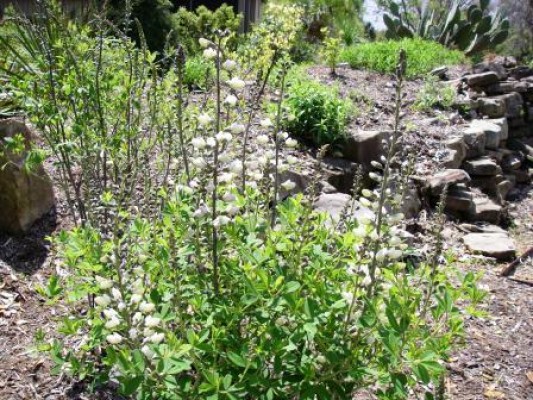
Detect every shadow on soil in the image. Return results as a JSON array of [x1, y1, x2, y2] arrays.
[[0, 207, 57, 274]]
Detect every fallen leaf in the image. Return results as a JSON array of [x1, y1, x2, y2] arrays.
[[483, 388, 505, 399]]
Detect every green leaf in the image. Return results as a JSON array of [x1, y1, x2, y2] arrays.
[[227, 352, 246, 368], [119, 375, 143, 396], [285, 281, 301, 294]]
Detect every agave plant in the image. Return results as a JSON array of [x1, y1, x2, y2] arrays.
[[383, 0, 509, 56]]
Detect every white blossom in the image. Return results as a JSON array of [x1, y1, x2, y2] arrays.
[[111, 288, 122, 301], [222, 59, 237, 71], [285, 138, 298, 148], [281, 180, 296, 191], [229, 160, 243, 173], [191, 137, 207, 150], [103, 308, 118, 319], [130, 294, 142, 304], [105, 317, 120, 329], [203, 48, 217, 59], [139, 302, 156, 313], [199, 38, 210, 48], [213, 216, 231, 227], [191, 157, 207, 168], [95, 276, 113, 290], [206, 137, 216, 148], [141, 345, 155, 358], [227, 77, 245, 90], [144, 316, 161, 328], [149, 332, 165, 344], [193, 205, 209, 218], [256, 135, 269, 145], [222, 192, 236, 202], [286, 155, 298, 165], [229, 123, 245, 133], [129, 328, 139, 339], [216, 131, 232, 142], [106, 333, 123, 345], [219, 172, 234, 183], [198, 113, 213, 126], [225, 205, 239, 216], [224, 94, 238, 106], [260, 118, 273, 127], [95, 295, 111, 307]]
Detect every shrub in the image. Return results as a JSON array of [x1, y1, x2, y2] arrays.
[[284, 69, 351, 146], [183, 56, 213, 90], [173, 4, 241, 56], [340, 38, 466, 78], [3, 7, 484, 400]]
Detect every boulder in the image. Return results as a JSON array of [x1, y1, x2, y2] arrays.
[[508, 66, 533, 80], [487, 117, 509, 141], [472, 62, 508, 80], [485, 81, 529, 95], [501, 153, 522, 171], [342, 130, 386, 166], [314, 193, 374, 224], [462, 232, 516, 261], [496, 180, 514, 203], [322, 157, 357, 193], [462, 157, 501, 176], [0, 119, 55, 234], [470, 119, 502, 149]]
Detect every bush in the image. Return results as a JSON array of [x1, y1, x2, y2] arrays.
[[340, 38, 466, 78], [3, 7, 484, 400], [284, 69, 351, 146], [173, 4, 241, 56], [183, 56, 213, 90]]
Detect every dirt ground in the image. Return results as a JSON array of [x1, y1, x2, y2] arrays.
[[1, 67, 532, 399]]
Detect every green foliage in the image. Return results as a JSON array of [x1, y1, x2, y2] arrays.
[[173, 4, 241, 56], [340, 38, 466, 78], [382, 0, 509, 56], [320, 27, 343, 74], [413, 76, 457, 112], [183, 56, 213, 90], [284, 69, 351, 146], [50, 188, 483, 399]]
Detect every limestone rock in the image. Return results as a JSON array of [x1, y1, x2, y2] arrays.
[[462, 157, 501, 176], [469, 197, 502, 224], [462, 232, 516, 261], [314, 193, 374, 223], [342, 130, 386, 166], [485, 81, 529, 95], [470, 119, 502, 149], [476, 97, 506, 118], [498, 93, 524, 119], [0, 119, 55, 234], [463, 126, 486, 158], [444, 185, 474, 213], [426, 169, 471, 196], [501, 153, 522, 171], [463, 72, 500, 87], [443, 136, 467, 168], [472, 62, 508, 80]]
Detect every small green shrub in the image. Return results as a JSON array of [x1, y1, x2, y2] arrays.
[[283, 68, 351, 147], [413, 76, 457, 112], [340, 38, 466, 78], [320, 27, 343, 75], [183, 56, 213, 90]]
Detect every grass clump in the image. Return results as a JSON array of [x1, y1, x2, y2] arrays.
[[340, 38, 466, 78]]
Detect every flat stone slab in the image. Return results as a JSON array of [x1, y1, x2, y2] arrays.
[[427, 169, 471, 196], [462, 232, 516, 261], [469, 197, 502, 225], [463, 72, 500, 87], [314, 193, 374, 224], [463, 157, 501, 176]]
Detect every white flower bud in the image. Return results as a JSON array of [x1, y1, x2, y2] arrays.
[[95, 276, 113, 290], [286, 155, 298, 165], [260, 118, 273, 127], [144, 316, 161, 328], [281, 180, 296, 191], [199, 38, 210, 48], [224, 94, 238, 106], [191, 137, 207, 150], [106, 333, 123, 345], [285, 138, 298, 148], [141, 345, 155, 358], [105, 317, 120, 329], [222, 59, 237, 71], [206, 137, 216, 148], [130, 294, 142, 304], [229, 160, 243, 173], [111, 288, 122, 301], [229, 123, 245, 134], [149, 332, 165, 344], [198, 113, 213, 126], [213, 216, 231, 227], [139, 302, 156, 313], [191, 157, 207, 168], [203, 48, 217, 59], [256, 135, 269, 145], [95, 295, 111, 307], [222, 192, 236, 202], [369, 172, 382, 182], [227, 77, 245, 90]]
